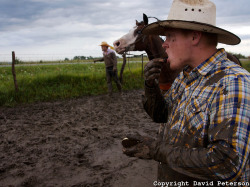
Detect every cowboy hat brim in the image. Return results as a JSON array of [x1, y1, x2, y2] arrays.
[[142, 20, 241, 45], [99, 44, 110, 47], [99, 43, 115, 50]]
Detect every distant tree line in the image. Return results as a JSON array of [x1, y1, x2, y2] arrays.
[[65, 56, 95, 61], [231, 53, 248, 59], [64, 53, 249, 62]]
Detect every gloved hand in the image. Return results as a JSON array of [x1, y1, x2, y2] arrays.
[[122, 133, 157, 159], [144, 58, 166, 87]]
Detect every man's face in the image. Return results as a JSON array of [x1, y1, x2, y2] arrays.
[[162, 29, 192, 70], [101, 46, 108, 52]]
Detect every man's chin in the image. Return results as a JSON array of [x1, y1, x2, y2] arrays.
[[167, 60, 175, 70], [168, 60, 183, 71]]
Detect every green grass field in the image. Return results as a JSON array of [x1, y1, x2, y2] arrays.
[[0, 60, 249, 106], [241, 60, 250, 70], [0, 61, 145, 106]]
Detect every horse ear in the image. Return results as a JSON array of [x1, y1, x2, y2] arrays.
[[136, 20, 139, 26], [143, 13, 148, 25]]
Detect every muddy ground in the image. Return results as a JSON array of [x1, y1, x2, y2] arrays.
[[0, 89, 159, 187]]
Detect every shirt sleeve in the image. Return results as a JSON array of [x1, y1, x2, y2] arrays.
[[153, 75, 250, 181], [97, 57, 104, 62], [110, 52, 117, 68], [143, 83, 169, 123]]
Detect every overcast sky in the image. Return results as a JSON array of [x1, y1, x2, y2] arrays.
[[0, 0, 250, 61]]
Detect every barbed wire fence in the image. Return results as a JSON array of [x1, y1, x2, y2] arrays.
[[0, 52, 147, 63], [0, 51, 148, 93], [0, 53, 88, 63]]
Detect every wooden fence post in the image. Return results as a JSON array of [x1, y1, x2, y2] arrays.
[[12, 51, 19, 92], [119, 53, 127, 84]]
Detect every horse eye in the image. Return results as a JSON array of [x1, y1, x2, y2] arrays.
[[137, 30, 142, 34]]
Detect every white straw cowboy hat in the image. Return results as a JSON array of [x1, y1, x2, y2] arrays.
[[142, 0, 240, 45], [99, 41, 115, 49]]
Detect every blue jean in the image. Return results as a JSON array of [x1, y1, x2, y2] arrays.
[[106, 66, 122, 94]]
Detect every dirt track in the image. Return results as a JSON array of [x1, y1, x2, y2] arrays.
[[0, 89, 158, 187]]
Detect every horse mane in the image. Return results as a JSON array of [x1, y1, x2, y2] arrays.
[[148, 35, 167, 59], [227, 53, 242, 66]]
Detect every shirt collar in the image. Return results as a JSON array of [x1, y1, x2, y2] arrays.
[[103, 48, 113, 55], [182, 48, 227, 77]]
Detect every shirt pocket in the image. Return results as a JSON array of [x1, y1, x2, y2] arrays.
[[185, 96, 209, 131], [187, 85, 216, 116]]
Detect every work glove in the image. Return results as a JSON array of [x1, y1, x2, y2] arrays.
[[144, 58, 166, 87], [122, 133, 157, 159]]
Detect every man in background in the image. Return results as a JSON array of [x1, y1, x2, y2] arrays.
[[94, 42, 122, 96]]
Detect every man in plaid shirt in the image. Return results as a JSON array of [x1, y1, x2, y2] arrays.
[[122, 0, 250, 184]]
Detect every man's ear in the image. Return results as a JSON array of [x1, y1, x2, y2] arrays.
[[192, 31, 202, 45]]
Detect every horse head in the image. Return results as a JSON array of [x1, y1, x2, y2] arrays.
[[113, 14, 149, 54], [114, 14, 177, 92]]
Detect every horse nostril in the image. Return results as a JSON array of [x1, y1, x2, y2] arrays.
[[115, 41, 120, 47]]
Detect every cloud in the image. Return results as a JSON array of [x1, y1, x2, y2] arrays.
[[0, 0, 250, 62]]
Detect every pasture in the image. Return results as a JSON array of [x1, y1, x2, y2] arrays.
[[0, 61, 144, 106], [241, 59, 250, 70], [0, 59, 249, 106]]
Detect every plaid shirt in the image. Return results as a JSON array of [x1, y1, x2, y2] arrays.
[[144, 49, 250, 182]]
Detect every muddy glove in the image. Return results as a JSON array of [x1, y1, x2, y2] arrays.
[[144, 58, 166, 87], [122, 134, 157, 159]]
